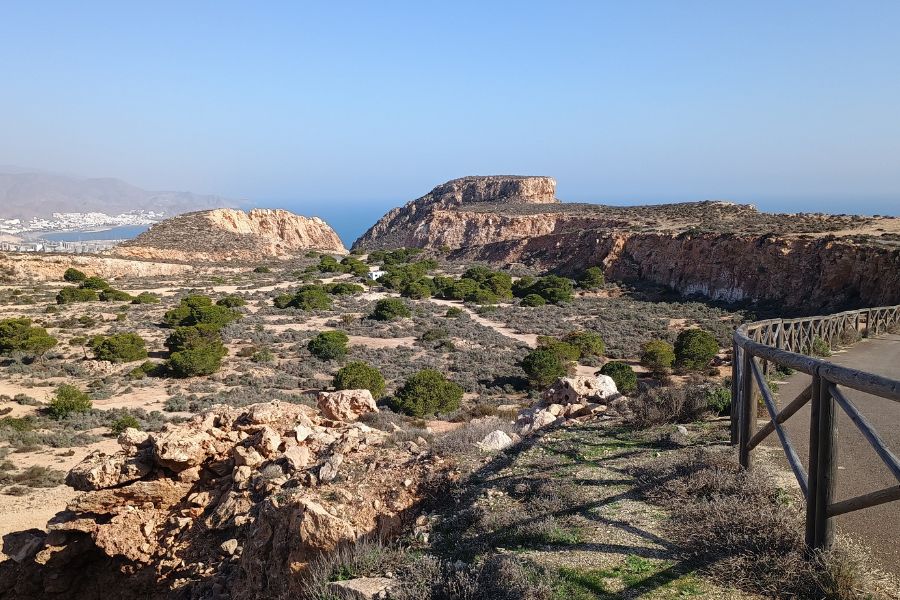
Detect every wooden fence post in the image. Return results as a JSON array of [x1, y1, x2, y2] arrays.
[[813, 378, 837, 550], [805, 373, 822, 549], [731, 342, 739, 445], [738, 350, 754, 469]]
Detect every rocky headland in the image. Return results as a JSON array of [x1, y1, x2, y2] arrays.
[[114, 208, 347, 262], [354, 176, 900, 311]]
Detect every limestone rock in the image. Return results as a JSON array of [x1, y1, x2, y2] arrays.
[[151, 427, 214, 471], [477, 430, 514, 452], [317, 389, 378, 422], [65, 450, 151, 491], [327, 577, 395, 599], [543, 375, 620, 406]]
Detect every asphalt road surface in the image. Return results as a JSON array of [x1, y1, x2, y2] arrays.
[[763, 333, 900, 576]]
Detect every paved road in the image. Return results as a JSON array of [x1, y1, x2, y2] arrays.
[[763, 334, 900, 575]]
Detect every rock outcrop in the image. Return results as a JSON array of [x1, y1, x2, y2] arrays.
[[1, 402, 443, 599], [353, 177, 900, 311], [114, 208, 347, 262], [0, 252, 197, 282]]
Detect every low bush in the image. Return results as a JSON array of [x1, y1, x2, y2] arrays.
[[577, 266, 605, 289], [563, 330, 605, 358], [307, 331, 349, 360], [56, 286, 98, 304], [78, 276, 110, 290], [131, 292, 160, 304], [110, 415, 141, 434], [63, 268, 87, 282], [629, 385, 711, 426], [370, 298, 411, 321], [89, 333, 147, 363], [640, 339, 675, 374], [47, 384, 93, 419], [445, 306, 464, 318], [164, 295, 240, 329], [808, 335, 831, 357], [99, 288, 133, 302], [599, 361, 637, 393], [216, 295, 246, 308], [674, 329, 719, 371], [167, 344, 227, 377], [521, 348, 567, 388], [333, 361, 386, 398], [0, 318, 58, 359], [520, 293, 547, 307], [392, 369, 463, 417]]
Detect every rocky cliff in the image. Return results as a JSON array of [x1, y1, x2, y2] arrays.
[[354, 176, 900, 312], [114, 208, 347, 262]]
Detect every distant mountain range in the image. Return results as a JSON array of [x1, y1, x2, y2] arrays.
[[0, 167, 239, 219]]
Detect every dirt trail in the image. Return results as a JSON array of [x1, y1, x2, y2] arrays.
[[424, 297, 538, 347]]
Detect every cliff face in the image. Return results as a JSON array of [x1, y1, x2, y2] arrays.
[[354, 176, 900, 312], [354, 176, 557, 249], [114, 208, 347, 262], [0, 253, 197, 282]]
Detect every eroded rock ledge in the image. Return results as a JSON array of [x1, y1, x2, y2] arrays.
[[114, 208, 347, 262]]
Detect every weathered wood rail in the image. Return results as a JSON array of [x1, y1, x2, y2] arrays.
[[731, 305, 900, 550]]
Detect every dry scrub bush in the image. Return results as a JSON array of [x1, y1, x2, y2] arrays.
[[631, 448, 898, 599]]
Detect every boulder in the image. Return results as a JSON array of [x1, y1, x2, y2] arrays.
[[477, 430, 514, 452], [516, 408, 558, 436], [317, 390, 378, 422], [283, 445, 311, 470], [117, 427, 151, 451], [543, 375, 619, 406], [152, 427, 215, 471], [66, 450, 151, 491], [296, 499, 355, 553], [326, 577, 395, 599], [319, 453, 343, 483]]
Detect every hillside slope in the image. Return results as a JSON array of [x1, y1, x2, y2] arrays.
[[113, 208, 347, 262]]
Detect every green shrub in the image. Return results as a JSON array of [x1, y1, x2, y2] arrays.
[[577, 266, 605, 289], [291, 287, 333, 310], [599, 361, 637, 393], [128, 361, 162, 380], [326, 282, 365, 295], [520, 293, 546, 307], [308, 331, 349, 360], [522, 348, 567, 388], [640, 339, 676, 374], [392, 370, 463, 417], [98, 288, 133, 302], [370, 298, 411, 321], [89, 333, 147, 363], [131, 292, 160, 304], [706, 386, 731, 415], [400, 279, 433, 299], [537, 336, 581, 362], [808, 335, 831, 357], [563, 330, 605, 358], [79, 276, 111, 290], [530, 275, 574, 304], [445, 307, 464, 318], [216, 295, 246, 308], [674, 329, 719, 371], [56, 287, 98, 304], [164, 295, 240, 328], [273, 293, 294, 309], [251, 348, 274, 363], [333, 361, 386, 398], [167, 343, 227, 377], [111, 415, 141, 434], [47, 384, 92, 419], [165, 324, 222, 353], [63, 268, 87, 282], [420, 328, 448, 342], [0, 318, 57, 358], [253, 266, 271, 273]]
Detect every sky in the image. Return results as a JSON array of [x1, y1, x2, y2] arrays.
[[2, 1, 899, 241]]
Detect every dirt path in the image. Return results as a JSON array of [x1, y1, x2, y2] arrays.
[[424, 297, 538, 347]]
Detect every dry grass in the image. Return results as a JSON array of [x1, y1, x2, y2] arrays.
[[630, 448, 900, 599]]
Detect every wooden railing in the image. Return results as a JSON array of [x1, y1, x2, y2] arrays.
[[731, 305, 900, 550]]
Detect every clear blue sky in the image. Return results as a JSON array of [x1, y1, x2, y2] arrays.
[[2, 1, 899, 236]]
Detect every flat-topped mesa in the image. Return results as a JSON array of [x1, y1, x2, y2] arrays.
[[425, 175, 557, 207], [113, 208, 347, 262], [352, 176, 557, 250]]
